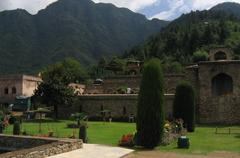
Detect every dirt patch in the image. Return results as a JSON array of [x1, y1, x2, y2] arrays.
[[124, 151, 240, 158]]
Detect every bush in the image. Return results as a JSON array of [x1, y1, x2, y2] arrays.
[[136, 59, 165, 149], [79, 124, 87, 143], [168, 62, 183, 73], [193, 50, 208, 63], [119, 134, 135, 147], [173, 81, 196, 132], [13, 121, 21, 135]]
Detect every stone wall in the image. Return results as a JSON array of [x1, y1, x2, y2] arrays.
[[197, 61, 240, 124], [84, 74, 184, 95], [0, 135, 83, 158], [58, 94, 175, 120]]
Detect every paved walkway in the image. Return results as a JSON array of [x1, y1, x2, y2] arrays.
[[48, 144, 134, 158]]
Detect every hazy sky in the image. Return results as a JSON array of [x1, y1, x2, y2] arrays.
[[0, 0, 240, 20]]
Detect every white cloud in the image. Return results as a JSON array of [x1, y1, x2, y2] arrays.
[[151, 0, 240, 20], [0, 0, 57, 14], [92, 0, 158, 11], [151, 0, 185, 20], [0, 0, 240, 20]]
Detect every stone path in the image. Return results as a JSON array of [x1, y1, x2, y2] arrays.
[[48, 144, 134, 158]]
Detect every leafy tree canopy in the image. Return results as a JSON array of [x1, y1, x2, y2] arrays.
[[34, 58, 87, 118]]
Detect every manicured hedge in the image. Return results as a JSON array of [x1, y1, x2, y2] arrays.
[[136, 59, 165, 149], [173, 81, 196, 132]]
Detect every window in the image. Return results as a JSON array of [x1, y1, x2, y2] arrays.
[[214, 51, 227, 60], [212, 73, 233, 96], [4, 87, 8, 95], [12, 87, 17, 94]]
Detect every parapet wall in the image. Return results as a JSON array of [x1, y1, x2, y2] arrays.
[[84, 74, 184, 94], [58, 94, 175, 120]]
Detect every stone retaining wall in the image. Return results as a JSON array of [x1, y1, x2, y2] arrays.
[[0, 135, 83, 158], [58, 94, 175, 120]]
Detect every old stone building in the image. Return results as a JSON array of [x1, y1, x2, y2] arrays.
[[67, 47, 240, 125], [187, 48, 240, 124], [0, 74, 42, 105]]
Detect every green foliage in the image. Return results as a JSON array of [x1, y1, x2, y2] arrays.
[[193, 50, 209, 63], [127, 4, 240, 64], [163, 61, 183, 73], [70, 113, 87, 126], [13, 121, 21, 135], [34, 58, 86, 118], [137, 59, 165, 149], [173, 81, 196, 132], [0, 0, 168, 74], [105, 57, 126, 74]]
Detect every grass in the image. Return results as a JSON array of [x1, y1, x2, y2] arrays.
[[160, 125, 240, 154], [3, 121, 240, 154], [3, 120, 136, 146]]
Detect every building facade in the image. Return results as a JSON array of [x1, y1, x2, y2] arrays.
[[0, 75, 42, 105], [187, 48, 240, 124], [70, 47, 240, 124]]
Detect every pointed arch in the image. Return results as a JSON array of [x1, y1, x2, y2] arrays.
[[212, 73, 233, 96]]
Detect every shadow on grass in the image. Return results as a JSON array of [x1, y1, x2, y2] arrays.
[[24, 119, 62, 123], [235, 134, 240, 139]]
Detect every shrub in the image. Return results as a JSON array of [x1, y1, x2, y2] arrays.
[[193, 50, 208, 63], [79, 123, 87, 143], [136, 59, 165, 149], [173, 81, 196, 132], [168, 62, 183, 73], [13, 121, 21, 135], [119, 134, 135, 147]]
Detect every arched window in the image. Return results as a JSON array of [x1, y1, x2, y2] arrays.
[[4, 87, 8, 95], [212, 73, 233, 96], [214, 51, 227, 60], [12, 87, 17, 94]]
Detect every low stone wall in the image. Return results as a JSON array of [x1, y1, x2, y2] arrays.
[[58, 94, 175, 120], [199, 95, 240, 124], [0, 135, 83, 158]]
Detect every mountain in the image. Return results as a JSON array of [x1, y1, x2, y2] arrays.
[[211, 2, 240, 18], [0, 0, 168, 74], [126, 3, 240, 65]]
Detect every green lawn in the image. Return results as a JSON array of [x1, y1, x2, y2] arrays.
[[160, 125, 240, 154], [3, 121, 240, 154], [3, 120, 136, 145]]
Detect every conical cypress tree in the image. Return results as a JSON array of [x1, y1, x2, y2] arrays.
[[173, 81, 195, 132], [136, 59, 164, 149]]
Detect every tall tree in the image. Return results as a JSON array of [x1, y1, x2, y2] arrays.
[[136, 59, 165, 149], [219, 20, 229, 44]]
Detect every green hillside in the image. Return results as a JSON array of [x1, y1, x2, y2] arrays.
[[126, 3, 240, 65]]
